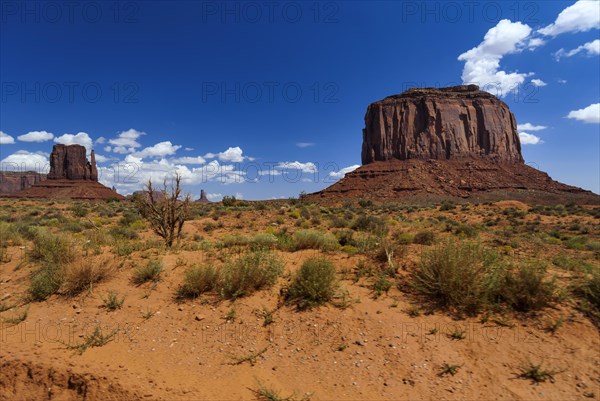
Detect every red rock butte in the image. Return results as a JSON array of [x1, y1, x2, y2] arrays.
[[3, 144, 125, 201], [312, 85, 598, 204]]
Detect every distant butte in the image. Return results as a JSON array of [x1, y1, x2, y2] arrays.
[[4, 144, 124, 201], [312, 85, 598, 204]]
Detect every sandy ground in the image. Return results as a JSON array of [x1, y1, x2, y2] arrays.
[[0, 200, 599, 400]]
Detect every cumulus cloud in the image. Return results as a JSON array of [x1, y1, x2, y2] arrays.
[[276, 161, 318, 174], [93, 154, 111, 163], [567, 103, 600, 124], [517, 123, 547, 131], [170, 156, 207, 165], [107, 128, 145, 153], [554, 39, 600, 60], [95, 137, 106, 144], [99, 158, 246, 195], [205, 146, 248, 163], [1, 150, 49, 172], [538, 0, 600, 36], [133, 141, 182, 159], [458, 19, 533, 97], [531, 79, 547, 87], [519, 132, 543, 145], [17, 130, 54, 142], [328, 164, 360, 179], [54, 132, 93, 151], [296, 142, 315, 148], [0, 131, 15, 145], [206, 193, 223, 201]]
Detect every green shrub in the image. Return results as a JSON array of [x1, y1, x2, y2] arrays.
[[439, 201, 456, 211], [133, 260, 163, 284], [109, 226, 139, 240], [351, 215, 387, 235], [286, 257, 337, 310], [28, 228, 76, 266], [372, 275, 393, 298], [454, 223, 478, 238], [394, 232, 414, 245], [220, 251, 284, 299], [411, 241, 502, 316], [177, 265, 220, 298], [497, 262, 556, 312], [291, 230, 339, 252], [101, 291, 125, 311], [413, 230, 436, 245], [29, 264, 64, 301]]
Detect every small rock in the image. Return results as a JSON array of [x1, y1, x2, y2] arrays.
[[194, 315, 204, 321]]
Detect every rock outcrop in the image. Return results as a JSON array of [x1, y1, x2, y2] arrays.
[[197, 189, 211, 203], [362, 85, 523, 164], [0, 172, 45, 196], [3, 145, 124, 201], [47, 144, 98, 181], [312, 85, 598, 204]]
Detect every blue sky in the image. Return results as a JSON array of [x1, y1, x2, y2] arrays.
[[0, 0, 598, 199]]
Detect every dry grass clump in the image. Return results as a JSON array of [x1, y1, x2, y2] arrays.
[[411, 240, 557, 316], [28, 227, 76, 265], [291, 229, 339, 252], [221, 251, 284, 299], [61, 256, 116, 296], [133, 259, 164, 284], [177, 264, 220, 298]]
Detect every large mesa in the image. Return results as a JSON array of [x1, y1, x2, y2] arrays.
[[313, 85, 598, 204], [361, 85, 523, 164]]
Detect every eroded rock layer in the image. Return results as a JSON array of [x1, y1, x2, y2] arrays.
[[362, 85, 523, 164]]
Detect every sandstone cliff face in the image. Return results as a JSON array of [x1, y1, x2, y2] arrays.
[[0, 172, 45, 195], [47, 144, 98, 181], [361, 85, 523, 164]]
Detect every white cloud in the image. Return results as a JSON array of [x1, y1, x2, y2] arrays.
[[206, 193, 223, 201], [539, 0, 600, 36], [184, 147, 194, 151], [54, 132, 93, 151], [93, 154, 111, 163], [1, 150, 49, 172], [99, 158, 246, 195], [296, 142, 315, 148], [276, 161, 318, 174], [205, 146, 247, 163], [107, 128, 145, 153], [171, 156, 207, 165], [328, 164, 360, 179], [458, 19, 533, 97], [517, 123, 547, 131], [133, 141, 182, 159], [558, 79, 568, 84], [567, 103, 600, 124], [554, 39, 600, 60], [531, 79, 547, 87], [519, 132, 543, 145], [0, 131, 15, 145], [17, 130, 54, 142], [527, 37, 545, 49]]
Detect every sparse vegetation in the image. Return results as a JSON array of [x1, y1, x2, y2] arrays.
[[220, 251, 284, 299], [286, 257, 337, 310], [518, 360, 560, 383], [177, 264, 220, 298], [101, 291, 125, 311], [135, 174, 191, 248], [133, 260, 164, 284], [62, 258, 114, 296]]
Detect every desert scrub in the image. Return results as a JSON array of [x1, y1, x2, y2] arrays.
[[574, 269, 600, 325], [351, 215, 387, 236], [220, 251, 284, 299], [286, 257, 337, 310], [410, 241, 503, 316], [133, 260, 163, 284], [177, 264, 220, 298], [497, 262, 556, 312], [62, 257, 114, 296], [29, 263, 64, 301], [28, 227, 76, 266], [101, 291, 125, 311], [413, 230, 436, 245], [290, 229, 339, 252]]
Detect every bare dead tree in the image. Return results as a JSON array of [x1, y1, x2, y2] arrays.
[[135, 174, 191, 248]]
